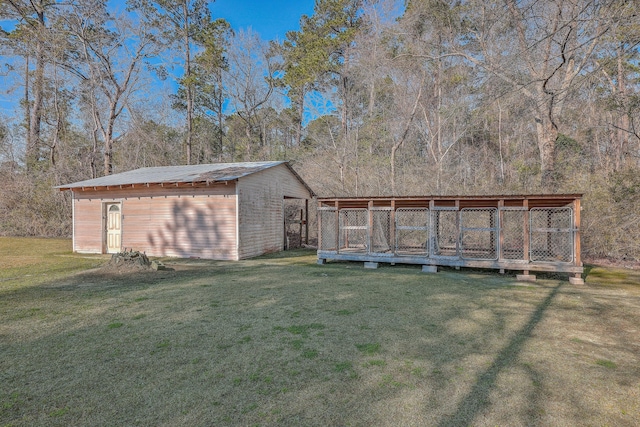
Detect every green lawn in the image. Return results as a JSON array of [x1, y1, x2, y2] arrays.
[[1, 238, 639, 426], [0, 237, 105, 290]]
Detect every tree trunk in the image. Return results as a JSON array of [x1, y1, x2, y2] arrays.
[[183, 1, 193, 165], [391, 77, 423, 195], [368, 79, 375, 116], [341, 74, 348, 145], [245, 124, 252, 159], [50, 72, 63, 167], [23, 56, 30, 157], [295, 90, 304, 147], [617, 41, 629, 169], [90, 120, 99, 179], [26, 9, 46, 170], [217, 70, 224, 161], [103, 139, 113, 176], [535, 115, 558, 188], [103, 103, 117, 176]]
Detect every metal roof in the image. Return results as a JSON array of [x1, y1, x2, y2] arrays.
[[56, 161, 306, 190]]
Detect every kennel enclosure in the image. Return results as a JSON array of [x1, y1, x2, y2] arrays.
[[317, 195, 583, 282]]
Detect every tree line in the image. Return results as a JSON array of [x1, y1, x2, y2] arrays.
[[1, 0, 639, 261]]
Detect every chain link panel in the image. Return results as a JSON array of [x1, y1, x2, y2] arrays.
[[530, 208, 574, 263], [460, 208, 498, 260], [395, 208, 429, 256], [432, 209, 458, 257], [500, 209, 526, 260], [318, 208, 337, 251], [338, 209, 368, 253], [371, 209, 392, 254]]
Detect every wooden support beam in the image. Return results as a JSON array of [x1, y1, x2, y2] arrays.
[[574, 198, 581, 267], [455, 199, 460, 257], [390, 200, 396, 255], [317, 200, 323, 250], [335, 200, 340, 251], [523, 199, 530, 263], [368, 200, 374, 253], [498, 200, 504, 261], [305, 199, 309, 245], [429, 199, 435, 257], [299, 208, 304, 247]]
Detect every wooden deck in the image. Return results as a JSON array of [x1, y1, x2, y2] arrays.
[[317, 251, 584, 274]]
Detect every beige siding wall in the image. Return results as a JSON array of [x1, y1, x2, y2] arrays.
[[73, 198, 104, 253], [72, 183, 238, 259], [237, 164, 311, 259]]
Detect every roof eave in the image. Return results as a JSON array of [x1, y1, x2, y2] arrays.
[[57, 179, 238, 192]]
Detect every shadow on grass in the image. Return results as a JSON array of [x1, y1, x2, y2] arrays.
[[437, 283, 563, 427]]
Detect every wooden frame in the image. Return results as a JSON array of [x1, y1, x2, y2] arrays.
[[317, 195, 584, 281]]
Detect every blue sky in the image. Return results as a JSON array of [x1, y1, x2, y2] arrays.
[[0, 0, 318, 117], [1, 0, 317, 54], [210, 0, 316, 41]]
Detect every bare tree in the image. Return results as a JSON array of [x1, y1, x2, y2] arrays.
[[64, 2, 155, 176], [389, 71, 423, 195], [596, 1, 640, 170], [224, 29, 277, 159], [460, 0, 617, 187]]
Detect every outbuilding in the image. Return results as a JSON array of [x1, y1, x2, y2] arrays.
[[56, 161, 315, 260]]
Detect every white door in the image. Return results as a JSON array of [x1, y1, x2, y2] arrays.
[[106, 204, 122, 254]]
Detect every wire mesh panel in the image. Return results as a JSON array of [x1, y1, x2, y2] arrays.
[[460, 208, 498, 260], [338, 209, 368, 253], [500, 208, 526, 260], [395, 208, 429, 256], [530, 207, 574, 263], [318, 207, 337, 251], [370, 208, 392, 254], [432, 208, 459, 257]]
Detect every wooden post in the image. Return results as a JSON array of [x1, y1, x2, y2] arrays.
[[335, 200, 340, 252], [368, 200, 374, 254], [317, 200, 322, 250], [523, 199, 530, 263], [429, 199, 435, 257], [283, 199, 288, 250], [390, 200, 396, 255], [455, 199, 460, 257], [305, 199, 309, 245], [299, 209, 303, 247], [574, 198, 581, 268], [498, 199, 504, 261]]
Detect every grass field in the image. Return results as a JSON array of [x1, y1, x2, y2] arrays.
[[1, 237, 639, 426]]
